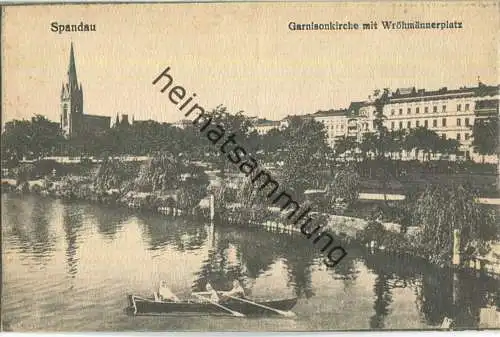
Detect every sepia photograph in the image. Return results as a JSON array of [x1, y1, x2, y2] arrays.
[[1, 1, 499, 332]]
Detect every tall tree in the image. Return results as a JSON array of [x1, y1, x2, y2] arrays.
[[371, 89, 392, 204], [472, 116, 498, 163], [359, 132, 377, 160], [405, 127, 441, 161], [1, 115, 64, 160], [280, 116, 330, 195], [334, 135, 358, 159]]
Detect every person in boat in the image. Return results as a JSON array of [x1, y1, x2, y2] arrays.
[[156, 280, 180, 302], [195, 282, 220, 303], [220, 280, 245, 299]]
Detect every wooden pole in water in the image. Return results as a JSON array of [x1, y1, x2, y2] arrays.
[[209, 194, 215, 224], [452, 229, 460, 266]]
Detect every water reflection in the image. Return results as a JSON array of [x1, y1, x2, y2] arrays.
[[89, 205, 129, 239], [62, 204, 84, 278], [2, 194, 499, 331], [137, 213, 208, 251], [2, 196, 56, 263], [192, 231, 246, 293]]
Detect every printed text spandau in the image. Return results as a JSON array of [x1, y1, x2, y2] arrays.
[[50, 22, 96, 34]]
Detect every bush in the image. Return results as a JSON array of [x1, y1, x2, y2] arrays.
[[409, 183, 497, 265], [326, 166, 361, 209], [14, 164, 36, 184], [356, 220, 384, 243], [356, 220, 417, 253], [134, 152, 185, 192], [94, 158, 138, 191], [177, 183, 207, 210]]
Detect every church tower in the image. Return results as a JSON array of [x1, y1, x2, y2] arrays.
[[60, 42, 84, 138]]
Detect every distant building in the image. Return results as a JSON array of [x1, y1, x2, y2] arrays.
[[173, 119, 193, 129], [60, 43, 110, 138], [254, 82, 498, 163], [250, 118, 281, 135], [113, 114, 131, 128]]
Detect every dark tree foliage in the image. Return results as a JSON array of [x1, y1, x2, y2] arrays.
[[410, 183, 497, 265], [472, 116, 498, 163], [279, 116, 330, 195], [1, 115, 64, 161], [326, 165, 361, 207], [93, 158, 139, 191]]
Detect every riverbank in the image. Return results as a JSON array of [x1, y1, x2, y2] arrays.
[[2, 176, 499, 278], [1, 177, 200, 218]]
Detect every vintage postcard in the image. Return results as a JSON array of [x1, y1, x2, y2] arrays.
[[1, 1, 499, 332]]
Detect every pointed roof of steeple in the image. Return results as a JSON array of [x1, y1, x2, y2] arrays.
[[68, 42, 78, 88]]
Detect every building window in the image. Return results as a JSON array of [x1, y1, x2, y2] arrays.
[[399, 108, 403, 115], [465, 103, 470, 111], [391, 109, 395, 115], [441, 134, 446, 140], [416, 107, 420, 114], [391, 122, 395, 129], [407, 121, 411, 128], [399, 121, 403, 129], [424, 107, 429, 113], [433, 119, 437, 127], [457, 104, 461, 111], [424, 120, 428, 128], [433, 106, 437, 113], [457, 133, 461, 141], [442, 105, 446, 112], [465, 133, 470, 140], [416, 120, 420, 127], [457, 118, 461, 126], [442, 118, 447, 127], [465, 118, 470, 126], [407, 108, 411, 114]]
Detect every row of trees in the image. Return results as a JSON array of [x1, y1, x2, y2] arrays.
[[2, 107, 497, 165], [334, 127, 461, 162]]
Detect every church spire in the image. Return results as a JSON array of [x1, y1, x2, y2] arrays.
[[68, 42, 78, 89]]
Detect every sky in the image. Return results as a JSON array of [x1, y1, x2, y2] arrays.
[[2, 2, 499, 125]]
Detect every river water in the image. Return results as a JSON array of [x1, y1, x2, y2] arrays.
[[2, 194, 499, 331]]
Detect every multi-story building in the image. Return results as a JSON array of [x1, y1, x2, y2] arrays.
[[345, 101, 373, 142], [381, 83, 499, 161], [309, 109, 348, 147], [60, 43, 110, 138], [241, 82, 498, 163]]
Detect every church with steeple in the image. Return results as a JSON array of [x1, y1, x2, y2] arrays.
[[60, 43, 110, 139]]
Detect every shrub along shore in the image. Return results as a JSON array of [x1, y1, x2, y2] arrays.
[[1, 157, 499, 276]]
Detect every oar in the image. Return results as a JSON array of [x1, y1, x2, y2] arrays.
[[224, 295, 296, 317], [192, 293, 245, 317]]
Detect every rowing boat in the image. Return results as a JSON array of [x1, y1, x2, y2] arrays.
[[126, 294, 297, 316]]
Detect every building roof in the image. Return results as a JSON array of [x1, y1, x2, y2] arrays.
[[346, 101, 367, 117], [254, 119, 280, 126], [311, 109, 348, 118], [84, 114, 111, 121], [387, 83, 499, 104]]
